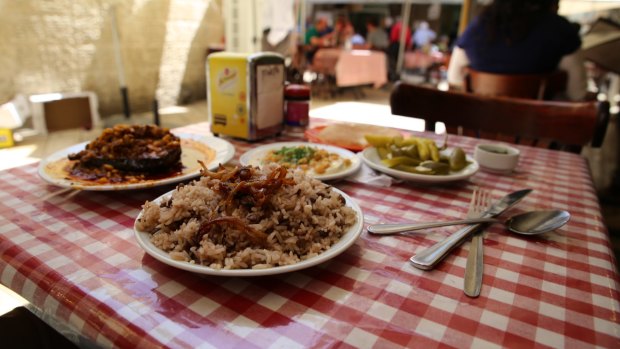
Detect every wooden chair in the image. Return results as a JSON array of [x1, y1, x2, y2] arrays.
[[390, 82, 610, 153], [464, 68, 567, 100]]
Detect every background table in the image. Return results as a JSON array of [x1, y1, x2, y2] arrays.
[[0, 120, 619, 348], [403, 50, 447, 70], [312, 48, 387, 88]]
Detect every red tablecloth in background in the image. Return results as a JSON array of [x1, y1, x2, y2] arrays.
[[403, 50, 447, 70]]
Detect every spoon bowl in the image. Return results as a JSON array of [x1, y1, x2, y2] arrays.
[[505, 210, 570, 235]]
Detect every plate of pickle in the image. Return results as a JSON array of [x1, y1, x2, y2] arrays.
[[360, 134, 479, 183]]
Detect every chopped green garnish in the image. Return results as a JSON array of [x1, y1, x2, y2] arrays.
[[274, 146, 316, 164]]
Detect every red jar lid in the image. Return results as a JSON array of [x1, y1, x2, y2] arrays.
[[285, 84, 310, 98]]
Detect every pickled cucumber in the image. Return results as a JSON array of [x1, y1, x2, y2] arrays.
[[449, 147, 467, 171], [365, 134, 403, 148], [420, 160, 450, 175], [365, 133, 470, 176], [382, 156, 420, 168]]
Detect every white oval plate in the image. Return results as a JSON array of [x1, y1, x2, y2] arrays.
[[134, 188, 364, 277], [239, 142, 361, 181], [38, 133, 235, 191], [361, 147, 479, 183]]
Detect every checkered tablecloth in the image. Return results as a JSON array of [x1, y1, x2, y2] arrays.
[[1, 121, 619, 348]]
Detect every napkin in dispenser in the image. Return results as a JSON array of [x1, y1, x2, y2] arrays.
[[207, 52, 285, 140]]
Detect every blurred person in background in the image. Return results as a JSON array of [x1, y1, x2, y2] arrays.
[[447, 0, 586, 100], [389, 17, 412, 48], [333, 14, 355, 48], [436, 34, 451, 52], [384, 16, 395, 37], [388, 17, 412, 81], [350, 32, 366, 49], [365, 17, 389, 51], [412, 21, 437, 51], [305, 17, 333, 63]]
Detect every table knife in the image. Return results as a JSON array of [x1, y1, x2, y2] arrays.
[[409, 189, 532, 270], [464, 231, 484, 297]]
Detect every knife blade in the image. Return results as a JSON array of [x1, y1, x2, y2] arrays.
[[409, 189, 533, 270]]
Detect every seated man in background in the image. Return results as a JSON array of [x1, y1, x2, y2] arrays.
[[365, 17, 389, 51], [447, 0, 586, 100], [305, 17, 333, 63], [412, 21, 437, 51]]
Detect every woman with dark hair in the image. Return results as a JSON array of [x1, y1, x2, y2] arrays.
[[447, 0, 586, 100]]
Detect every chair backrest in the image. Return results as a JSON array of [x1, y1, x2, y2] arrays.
[[464, 68, 567, 100], [390, 82, 609, 153]]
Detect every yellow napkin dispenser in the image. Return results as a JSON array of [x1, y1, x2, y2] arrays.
[[207, 52, 285, 140]]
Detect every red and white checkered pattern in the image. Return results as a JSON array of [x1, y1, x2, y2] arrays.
[[1, 121, 619, 348]]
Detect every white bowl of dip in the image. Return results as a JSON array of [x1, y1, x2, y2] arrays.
[[474, 143, 520, 173]]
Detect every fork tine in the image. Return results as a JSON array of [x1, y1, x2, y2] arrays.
[[483, 189, 491, 209], [482, 189, 492, 213], [468, 187, 478, 217], [474, 188, 491, 215], [468, 187, 483, 217], [486, 190, 492, 208]]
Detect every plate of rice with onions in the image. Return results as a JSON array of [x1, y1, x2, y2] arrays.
[[134, 163, 363, 276]]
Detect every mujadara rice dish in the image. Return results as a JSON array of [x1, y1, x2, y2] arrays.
[[136, 163, 357, 270]]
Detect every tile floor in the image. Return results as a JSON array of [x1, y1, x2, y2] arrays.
[[1, 86, 619, 317]]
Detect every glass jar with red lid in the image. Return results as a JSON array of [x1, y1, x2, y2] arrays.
[[284, 84, 310, 128]]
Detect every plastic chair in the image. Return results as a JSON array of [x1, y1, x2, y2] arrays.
[[390, 82, 610, 153]]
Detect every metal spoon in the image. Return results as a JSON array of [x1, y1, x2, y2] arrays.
[[367, 210, 570, 236]]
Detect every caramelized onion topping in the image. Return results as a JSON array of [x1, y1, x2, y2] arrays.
[[195, 165, 295, 246]]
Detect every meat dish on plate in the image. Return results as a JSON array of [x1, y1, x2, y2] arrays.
[[39, 124, 229, 190], [66, 124, 182, 183], [69, 124, 181, 173]]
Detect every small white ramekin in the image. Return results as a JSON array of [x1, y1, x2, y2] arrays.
[[474, 143, 520, 173]]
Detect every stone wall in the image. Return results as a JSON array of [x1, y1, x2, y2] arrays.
[[0, 0, 224, 117]]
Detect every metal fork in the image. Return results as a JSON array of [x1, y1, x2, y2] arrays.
[[463, 188, 491, 298]]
